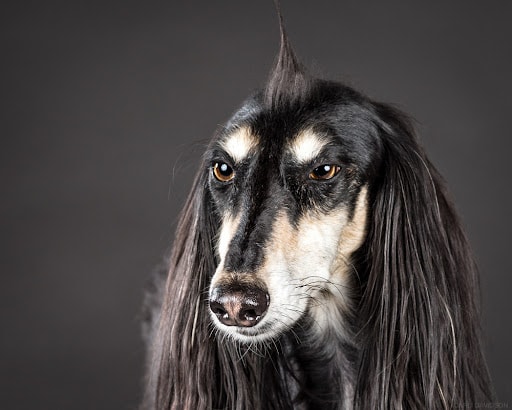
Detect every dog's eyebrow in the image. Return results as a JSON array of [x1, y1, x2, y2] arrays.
[[287, 129, 329, 164], [219, 127, 259, 163]]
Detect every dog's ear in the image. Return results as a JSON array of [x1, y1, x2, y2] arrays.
[[355, 104, 492, 407], [142, 169, 220, 409]]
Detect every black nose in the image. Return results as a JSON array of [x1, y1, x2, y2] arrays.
[[209, 285, 270, 327]]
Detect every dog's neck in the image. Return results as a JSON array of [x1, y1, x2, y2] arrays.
[[284, 290, 357, 409]]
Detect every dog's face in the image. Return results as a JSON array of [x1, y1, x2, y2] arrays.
[[206, 81, 383, 343]]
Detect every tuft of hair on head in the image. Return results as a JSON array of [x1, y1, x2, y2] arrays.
[[264, 0, 311, 109]]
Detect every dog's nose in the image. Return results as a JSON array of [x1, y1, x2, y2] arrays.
[[209, 285, 269, 327]]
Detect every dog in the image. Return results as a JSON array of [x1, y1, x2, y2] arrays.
[[141, 7, 493, 410]]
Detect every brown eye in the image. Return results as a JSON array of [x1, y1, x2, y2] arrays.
[[309, 164, 340, 180], [213, 162, 235, 182]]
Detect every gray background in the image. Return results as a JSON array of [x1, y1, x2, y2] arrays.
[[1, 1, 510, 409]]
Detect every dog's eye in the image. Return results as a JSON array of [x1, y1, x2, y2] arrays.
[[213, 162, 235, 182], [309, 165, 340, 181]]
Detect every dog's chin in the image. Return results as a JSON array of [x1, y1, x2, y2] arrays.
[[211, 317, 292, 344]]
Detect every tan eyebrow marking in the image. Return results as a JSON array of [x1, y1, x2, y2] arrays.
[[288, 129, 328, 163], [219, 127, 258, 163]]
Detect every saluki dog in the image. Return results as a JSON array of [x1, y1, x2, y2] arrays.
[[141, 7, 492, 410]]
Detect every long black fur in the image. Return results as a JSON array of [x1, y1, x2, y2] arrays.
[[141, 5, 492, 409]]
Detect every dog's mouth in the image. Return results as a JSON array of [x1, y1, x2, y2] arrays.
[[210, 314, 287, 343], [231, 321, 274, 337]]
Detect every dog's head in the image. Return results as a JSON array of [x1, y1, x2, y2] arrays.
[[206, 85, 381, 343]]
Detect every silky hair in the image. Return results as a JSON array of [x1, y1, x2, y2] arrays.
[[141, 4, 493, 409]]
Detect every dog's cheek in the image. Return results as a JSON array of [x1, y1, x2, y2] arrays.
[[293, 210, 350, 281], [261, 211, 348, 312], [332, 186, 368, 276], [293, 186, 369, 285]]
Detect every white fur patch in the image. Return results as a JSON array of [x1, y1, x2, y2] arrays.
[[288, 129, 328, 164], [217, 214, 239, 262], [211, 213, 241, 292], [220, 127, 258, 163]]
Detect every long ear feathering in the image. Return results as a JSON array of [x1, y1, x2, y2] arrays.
[[141, 168, 220, 409], [354, 104, 493, 408]]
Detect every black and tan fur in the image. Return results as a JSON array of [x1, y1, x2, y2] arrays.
[[141, 5, 492, 409]]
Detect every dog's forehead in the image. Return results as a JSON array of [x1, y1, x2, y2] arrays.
[[219, 126, 330, 164]]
